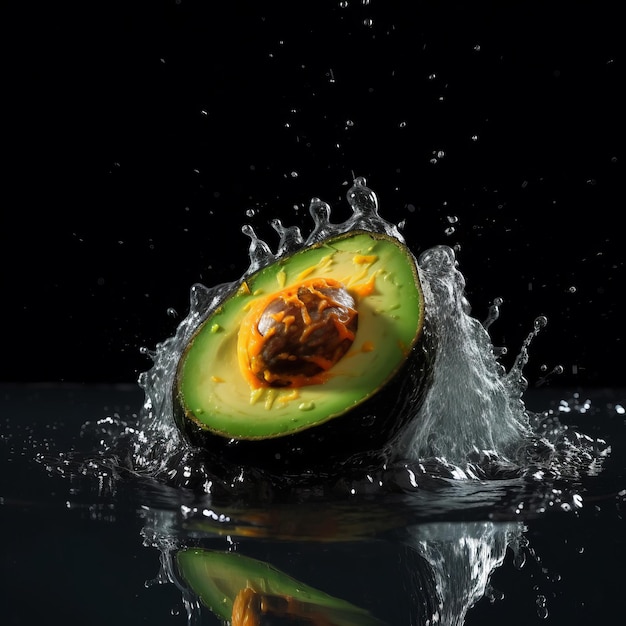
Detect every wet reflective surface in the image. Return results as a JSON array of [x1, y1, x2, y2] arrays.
[[2, 384, 624, 625]]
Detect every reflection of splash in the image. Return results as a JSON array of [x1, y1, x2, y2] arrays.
[[140, 506, 526, 626], [405, 522, 523, 626]]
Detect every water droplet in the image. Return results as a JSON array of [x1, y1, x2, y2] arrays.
[[446, 215, 459, 224], [338, 0, 348, 7], [483, 297, 503, 329], [534, 315, 548, 330], [486, 584, 504, 603], [399, 120, 407, 128], [345, 119, 354, 127], [535, 595, 549, 619], [363, 18, 373, 27], [347, 177, 378, 215], [290, 171, 299, 178], [139, 346, 156, 360], [166, 307, 178, 318], [471, 134, 479, 141], [568, 285, 577, 293], [270, 219, 304, 256], [444, 226, 455, 236], [245, 208, 256, 218], [242, 224, 275, 274]]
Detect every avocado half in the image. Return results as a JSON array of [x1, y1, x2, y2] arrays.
[[173, 230, 432, 470]]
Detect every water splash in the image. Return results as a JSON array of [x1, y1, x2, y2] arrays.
[[50, 177, 608, 500], [391, 244, 533, 466]]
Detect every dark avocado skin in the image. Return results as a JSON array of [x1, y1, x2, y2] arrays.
[[173, 324, 435, 475]]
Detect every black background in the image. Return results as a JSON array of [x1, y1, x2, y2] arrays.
[[4, 1, 624, 387]]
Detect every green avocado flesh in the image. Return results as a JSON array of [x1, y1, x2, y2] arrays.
[[176, 549, 381, 624], [175, 230, 424, 440]]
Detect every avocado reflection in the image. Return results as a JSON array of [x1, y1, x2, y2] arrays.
[[177, 549, 384, 625], [141, 503, 524, 626]]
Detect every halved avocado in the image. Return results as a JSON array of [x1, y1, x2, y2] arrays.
[[174, 230, 433, 470], [176, 549, 384, 625]]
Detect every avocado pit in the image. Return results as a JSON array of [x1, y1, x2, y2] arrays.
[[240, 277, 358, 388]]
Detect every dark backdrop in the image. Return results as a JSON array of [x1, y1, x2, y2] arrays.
[[4, 1, 623, 387]]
